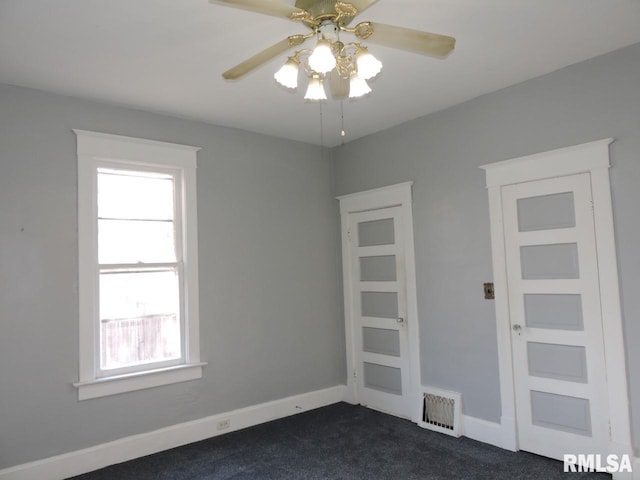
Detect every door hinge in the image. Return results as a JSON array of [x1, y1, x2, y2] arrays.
[[347, 228, 352, 242], [353, 369, 357, 383], [590, 200, 595, 216]]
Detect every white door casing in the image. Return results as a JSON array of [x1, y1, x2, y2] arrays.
[[480, 139, 633, 467], [338, 182, 421, 422]]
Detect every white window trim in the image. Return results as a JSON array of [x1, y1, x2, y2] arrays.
[[73, 129, 205, 400]]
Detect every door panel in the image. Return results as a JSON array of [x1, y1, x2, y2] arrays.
[[516, 191, 576, 232], [359, 255, 397, 281], [502, 173, 609, 460], [349, 206, 411, 418], [530, 391, 592, 436], [523, 293, 583, 330], [526, 342, 588, 383], [519, 243, 580, 279], [363, 362, 403, 395], [361, 291, 398, 318], [362, 327, 401, 356], [358, 218, 395, 246]]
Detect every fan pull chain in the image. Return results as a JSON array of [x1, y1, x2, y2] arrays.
[[319, 102, 325, 147], [340, 100, 346, 145]]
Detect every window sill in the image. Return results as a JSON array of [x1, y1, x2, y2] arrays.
[[73, 362, 207, 400]]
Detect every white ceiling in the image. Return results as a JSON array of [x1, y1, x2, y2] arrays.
[[1, 0, 640, 147]]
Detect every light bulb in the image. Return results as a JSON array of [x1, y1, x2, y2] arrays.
[[274, 58, 300, 89], [349, 75, 371, 98], [304, 75, 327, 101], [356, 47, 382, 80], [308, 39, 336, 74]]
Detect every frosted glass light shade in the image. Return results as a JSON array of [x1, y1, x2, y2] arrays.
[[308, 40, 336, 74], [356, 48, 382, 80], [349, 75, 371, 98], [304, 75, 327, 100], [274, 58, 299, 89]]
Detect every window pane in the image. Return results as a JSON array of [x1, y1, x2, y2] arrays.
[[98, 169, 174, 221], [99, 269, 181, 370], [99, 219, 176, 264]]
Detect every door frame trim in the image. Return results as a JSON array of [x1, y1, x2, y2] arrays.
[[337, 182, 422, 423], [480, 139, 633, 458]]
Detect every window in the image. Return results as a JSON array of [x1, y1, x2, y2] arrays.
[[98, 168, 182, 372], [74, 130, 204, 400]]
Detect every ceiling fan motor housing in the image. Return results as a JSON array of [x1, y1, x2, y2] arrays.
[[295, 0, 342, 22]]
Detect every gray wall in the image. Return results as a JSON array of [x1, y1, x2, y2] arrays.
[[333, 42, 640, 453], [0, 84, 344, 468], [2, 41, 640, 470]]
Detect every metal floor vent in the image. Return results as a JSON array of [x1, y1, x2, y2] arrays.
[[419, 387, 462, 437]]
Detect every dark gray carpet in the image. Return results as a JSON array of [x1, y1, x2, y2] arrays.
[[68, 402, 610, 479]]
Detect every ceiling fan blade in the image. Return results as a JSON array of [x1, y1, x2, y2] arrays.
[[209, 0, 304, 21], [363, 22, 455, 58], [222, 35, 308, 80], [328, 70, 349, 99], [347, 0, 380, 16]]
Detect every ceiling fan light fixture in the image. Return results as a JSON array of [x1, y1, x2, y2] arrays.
[[304, 74, 327, 101], [274, 57, 300, 89], [355, 46, 382, 80], [308, 39, 337, 74], [348, 74, 371, 99]]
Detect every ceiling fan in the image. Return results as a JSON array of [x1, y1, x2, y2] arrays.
[[209, 0, 456, 100]]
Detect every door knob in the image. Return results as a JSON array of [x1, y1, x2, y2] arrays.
[[512, 324, 522, 332], [397, 317, 405, 324]]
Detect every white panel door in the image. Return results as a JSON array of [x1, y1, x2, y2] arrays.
[[348, 206, 412, 418], [502, 173, 610, 460]]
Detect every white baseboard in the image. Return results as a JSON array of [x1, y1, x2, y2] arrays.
[[461, 417, 639, 479], [0, 385, 347, 480], [461, 414, 505, 449]]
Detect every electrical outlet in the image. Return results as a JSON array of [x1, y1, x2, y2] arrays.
[[216, 419, 230, 431]]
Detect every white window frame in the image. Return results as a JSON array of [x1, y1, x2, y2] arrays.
[[73, 130, 205, 400]]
